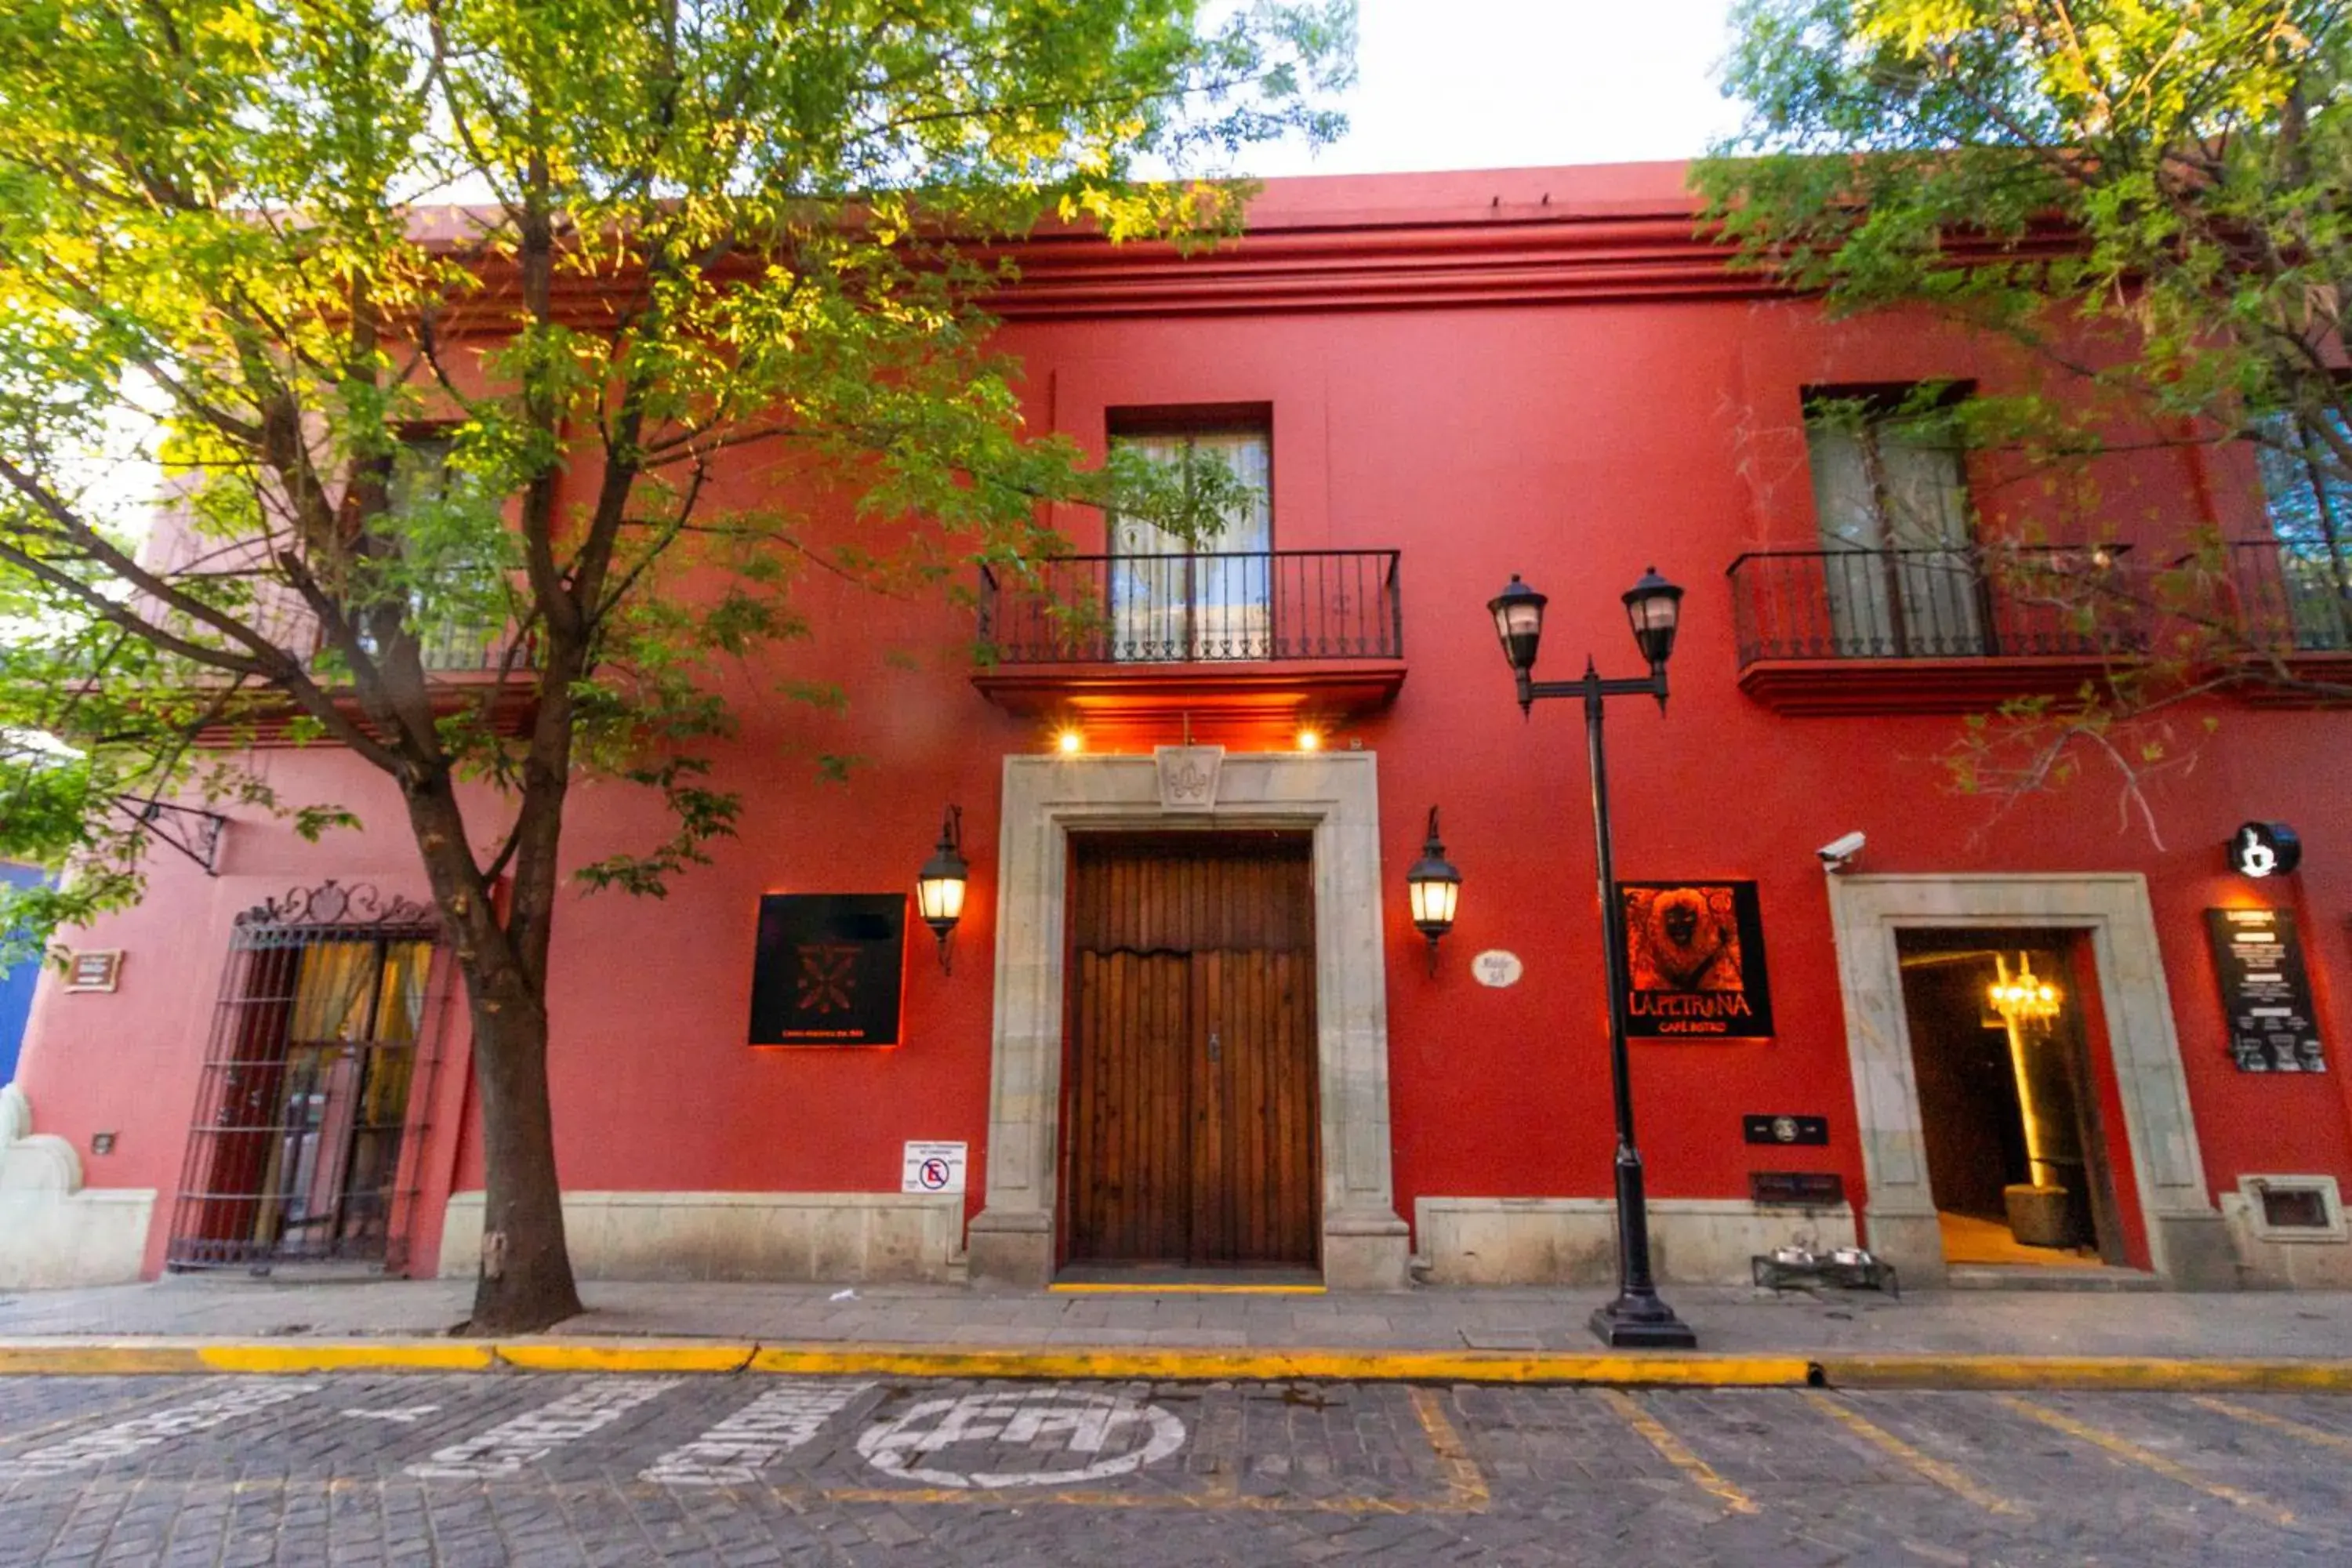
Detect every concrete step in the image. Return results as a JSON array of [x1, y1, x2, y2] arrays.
[[1945, 1264, 2163, 1292]]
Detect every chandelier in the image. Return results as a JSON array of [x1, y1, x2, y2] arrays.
[[1988, 953, 2061, 1026]]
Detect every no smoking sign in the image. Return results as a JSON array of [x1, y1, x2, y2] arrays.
[[900, 1141, 967, 1195]]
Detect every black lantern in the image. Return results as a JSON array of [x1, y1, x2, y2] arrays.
[[1621, 565, 1684, 669], [1487, 574, 1548, 676], [1406, 806, 1461, 975], [914, 805, 969, 972]]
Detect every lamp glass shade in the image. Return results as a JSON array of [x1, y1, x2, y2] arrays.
[[915, 865, 966, 929], [1407, 869, 1460, 933], [1621, 566, 1685, 666], [1486, 575, 1548, 674]]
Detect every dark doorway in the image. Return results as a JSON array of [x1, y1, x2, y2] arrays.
[[1060, 833, 1320, 1275], [1896, 928, 2129, 1269]]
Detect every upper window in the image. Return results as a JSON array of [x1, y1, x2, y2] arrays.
[[2252, 411, 2352, 651], [352, 430, 510, 673], [1105, 410, 1271, 661], [1803, 386, 1984, 657]]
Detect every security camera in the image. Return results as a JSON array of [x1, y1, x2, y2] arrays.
[[1817, 831, 1866, 871]]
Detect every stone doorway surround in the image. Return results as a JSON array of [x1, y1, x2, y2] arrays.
[[967, 751, 1410, 1289], [1825, 873, 2234, 1289]]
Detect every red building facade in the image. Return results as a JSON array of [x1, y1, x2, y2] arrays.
[[4, 162, 2349, 1294]]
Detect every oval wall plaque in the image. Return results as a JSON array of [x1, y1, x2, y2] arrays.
[[1472, 949, 1523, 988]]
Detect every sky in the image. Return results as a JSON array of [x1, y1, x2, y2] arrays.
[[1233, 0, 1749, 178]]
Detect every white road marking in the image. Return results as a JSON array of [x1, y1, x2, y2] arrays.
[[342, 1406, 441, 1422], [640, 1379, 873, 1486], [5, 1380, 322, 1475], [404, 1379, 678, 1479], [858, 1386, 1185, 1489]]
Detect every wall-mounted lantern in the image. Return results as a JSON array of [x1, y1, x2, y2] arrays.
[[2229, 821, 2301, 879], [914, 805, 969, 973], [1406, 806, 1461, 975]]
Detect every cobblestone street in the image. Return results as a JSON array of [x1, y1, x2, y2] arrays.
[[2, 1373, 2348, 1565]]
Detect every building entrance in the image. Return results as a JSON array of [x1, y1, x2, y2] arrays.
[[1896, 928, 2129, 1270], [1060, 833, 1320, 1277]]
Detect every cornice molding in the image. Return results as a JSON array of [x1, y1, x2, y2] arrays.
[[987, 209, 1767, 320]]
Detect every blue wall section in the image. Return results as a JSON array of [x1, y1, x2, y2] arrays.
[[0, 863, 47, 1086]]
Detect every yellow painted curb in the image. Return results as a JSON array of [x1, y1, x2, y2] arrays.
[[746, 1345, 1820, 1387], [200, 1342, 497, 1374], [1817, 1355, 2352, 1392], [0, 1342, 212, 1376], [1046, 1283, 1327, 1296], [7, 1339, 2352, 1392], [495, 1341, 757, 1374]]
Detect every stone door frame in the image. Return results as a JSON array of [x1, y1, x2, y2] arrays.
[[966, 751, 1410, 1288], [1824, 872, 2234, 1287]]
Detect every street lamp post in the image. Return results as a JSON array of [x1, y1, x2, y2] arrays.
[[1488, 566, 1697, 1350]]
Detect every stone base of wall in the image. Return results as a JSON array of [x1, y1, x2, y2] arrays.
[[436, 1190, 964, 1283], [2221, 1191, 2352, 1289], [1414, 1196, 1859, 1287], [0, 1085, 154, 1290]]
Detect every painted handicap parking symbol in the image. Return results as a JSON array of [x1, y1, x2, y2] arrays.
[[857, 1387, 1185, 1489]]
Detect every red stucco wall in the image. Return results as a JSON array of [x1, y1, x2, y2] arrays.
[[16, 162, 2352, 1279]]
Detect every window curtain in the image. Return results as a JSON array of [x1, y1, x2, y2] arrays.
[[1807, 417, 1980, 655], [1109, 431, 1272, 660]]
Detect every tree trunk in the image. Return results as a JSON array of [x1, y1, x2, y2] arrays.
[[463, 978, 583, 1334], [396, 773, 583, 1335]]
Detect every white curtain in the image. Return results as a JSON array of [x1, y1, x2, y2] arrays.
[[1110, 431, 1272, 659], [1808, 419, 1979, 655]]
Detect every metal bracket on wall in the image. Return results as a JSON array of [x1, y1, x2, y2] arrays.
[[109, 796, 229, 876]]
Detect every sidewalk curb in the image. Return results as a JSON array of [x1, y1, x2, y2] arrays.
[[1814, 1355, 2352, 1392], [5, 1338, 2352, 1390]]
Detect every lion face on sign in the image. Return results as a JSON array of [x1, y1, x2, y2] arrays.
[[1638, 887, 1736, 991]]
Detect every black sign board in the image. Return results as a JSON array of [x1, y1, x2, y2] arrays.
[[749, 894, 906, 1046], [1750, 1171, 1844, 1207], [1617, 881, 1775, 1039], [2206, 908, 2327, 1073], [1744, 1114, 1829, 1147]]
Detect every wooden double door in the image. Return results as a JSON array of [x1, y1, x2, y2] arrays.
[[1062, 834, 1321, 1269]]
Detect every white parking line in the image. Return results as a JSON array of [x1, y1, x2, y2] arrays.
[[405, 1379, 680, 1479], [5, 1380, 323, 1475], [641, 1379, 873, 1486]]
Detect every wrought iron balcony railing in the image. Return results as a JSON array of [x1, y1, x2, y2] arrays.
[[1728, 546, 2136, 666], [978, 550, 1403, 665], [2229, 539, 2352, 654]]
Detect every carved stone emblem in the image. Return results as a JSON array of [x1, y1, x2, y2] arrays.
[[1155, 746, 1225, 812]]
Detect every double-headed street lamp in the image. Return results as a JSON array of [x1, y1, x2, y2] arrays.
[[1488, 565, 1697, 1350]]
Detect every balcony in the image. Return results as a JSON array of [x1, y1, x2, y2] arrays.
[[971, 550, 1407, 729], [2228, 539, 2352, 652], [2226, 539, 2352, 704], [1728, 546, 2138, 714], [188, 608, 538, 749]]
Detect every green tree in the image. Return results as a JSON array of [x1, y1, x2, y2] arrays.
[[0, 0, 1351, 1330], [1699, 0, 2352, 826]]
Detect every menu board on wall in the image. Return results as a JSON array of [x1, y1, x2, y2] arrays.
[[2205, 908, 2327, 1073]]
